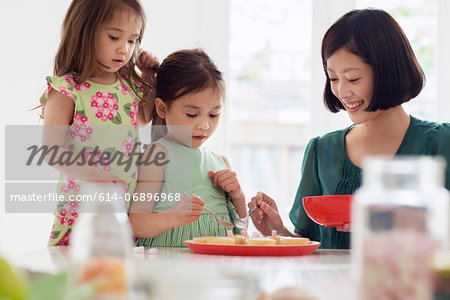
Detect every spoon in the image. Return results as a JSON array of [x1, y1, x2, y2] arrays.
[[203, 207, 235, 228], [234, 196, 266, 231]]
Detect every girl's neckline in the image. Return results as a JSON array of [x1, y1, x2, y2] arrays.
[[87, 74, 120, 87], [342, 115, 415, 170], [161, 136, 202, 151]]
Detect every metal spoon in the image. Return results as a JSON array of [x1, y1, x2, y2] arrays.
[[203, 207, 235, 228], [234, 197, 266, 231], [180, 192, 234, 228]]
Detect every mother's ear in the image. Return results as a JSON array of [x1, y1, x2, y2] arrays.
[[155, 97, 167, 118]]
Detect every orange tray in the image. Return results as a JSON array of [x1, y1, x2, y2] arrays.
[[184, 240, 321, 256]]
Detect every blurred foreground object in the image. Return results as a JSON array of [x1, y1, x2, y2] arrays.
[[0, 256, 28, 300], [432, 251, 450, 299], [353, 156, 449, 300], [68, 182, 134, 299]]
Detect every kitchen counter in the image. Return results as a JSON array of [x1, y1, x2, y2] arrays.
[[13, 246, 354, 299]]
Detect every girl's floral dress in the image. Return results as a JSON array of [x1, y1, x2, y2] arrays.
[[40, 74, 143, 246]]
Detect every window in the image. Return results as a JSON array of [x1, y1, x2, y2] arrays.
[[228, 0, 312, 229], [357, 0, 438, 120]]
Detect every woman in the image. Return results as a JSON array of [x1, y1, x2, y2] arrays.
[[249, 8, 450, 249]]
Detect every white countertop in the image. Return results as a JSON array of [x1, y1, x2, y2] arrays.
[[13, 246, 354, 299]]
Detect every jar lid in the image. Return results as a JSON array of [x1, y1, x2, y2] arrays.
[[362, 156, 446, 189]]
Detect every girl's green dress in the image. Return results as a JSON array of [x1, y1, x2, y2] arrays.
[[40, 74, 143, 246], [136, 137, 240, 247], [289, 116, 450, 249]]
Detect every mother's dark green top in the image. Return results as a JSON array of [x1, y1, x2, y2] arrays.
[[289, 116, 450, 249]]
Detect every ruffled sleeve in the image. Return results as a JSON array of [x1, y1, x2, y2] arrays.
[[39, 74, 88, 106], [289, 137, 322, 237], [428, 122, 450, 190]]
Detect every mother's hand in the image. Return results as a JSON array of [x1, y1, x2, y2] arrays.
[[249, 192, 286, 236], [336, 223, 352, 232]]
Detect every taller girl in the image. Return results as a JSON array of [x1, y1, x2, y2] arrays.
[[40, 0, 159, 246]]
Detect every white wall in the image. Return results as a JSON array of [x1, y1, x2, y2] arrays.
[[143, 0, 231, 153], [0, 0, 71, 259]]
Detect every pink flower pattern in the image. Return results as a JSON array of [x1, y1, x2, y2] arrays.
[[57, 87, 74, 99], [83, 148, 111, 172], [55, 230, 72, 246], [121, 137, 136, 157], [56, 202, 80, 229], [91, 91, 119, 122], [61, 177, 81, 194], [118, 82, 130, 95], [64, 75, 91, 91], [69, 113, 93, 142], [130, 100, 138, 128]]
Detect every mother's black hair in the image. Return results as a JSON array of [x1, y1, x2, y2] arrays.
[[321, 8, 424, 112]]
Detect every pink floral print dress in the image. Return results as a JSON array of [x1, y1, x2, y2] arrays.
[[40, 74, 143, 246]]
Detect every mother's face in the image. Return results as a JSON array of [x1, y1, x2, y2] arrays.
[[326, 47, 375, 124]]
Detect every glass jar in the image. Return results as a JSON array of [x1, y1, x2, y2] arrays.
[[68, 182, 135, 300], [353, 156, 449, 300]]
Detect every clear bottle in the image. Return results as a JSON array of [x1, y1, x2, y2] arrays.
[[353, 156, 449, 300], [68, 182, 135, 300]]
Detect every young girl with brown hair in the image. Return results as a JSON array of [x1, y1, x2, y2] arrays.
[[129, 49, 247, 247], [40, 0, 159, 246]]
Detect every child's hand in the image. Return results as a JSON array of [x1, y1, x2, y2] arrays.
[[166, 194, 204, 228], [137, 49, 159, 85], [208, 170, 244, 202]]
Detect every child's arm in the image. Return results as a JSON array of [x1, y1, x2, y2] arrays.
[[129, 144, 204, 238], [129, 195, 205, 238], [42, 89, 122, 183], [208, 156, 247, 218], [136, 50, 159, 126]]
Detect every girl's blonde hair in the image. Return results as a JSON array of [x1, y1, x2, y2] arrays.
[[151, 49, 225, 141], [38, 0, 150, 118]]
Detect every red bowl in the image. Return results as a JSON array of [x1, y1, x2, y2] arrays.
[[302, 195, 353, 227]]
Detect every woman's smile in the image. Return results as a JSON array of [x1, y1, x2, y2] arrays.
[[343, 100, 365, 112]]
